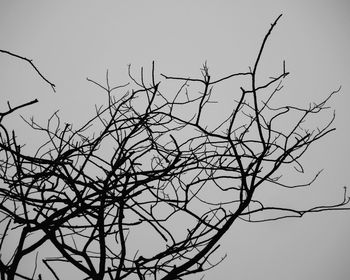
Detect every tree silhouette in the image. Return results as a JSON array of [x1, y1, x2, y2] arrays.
[[0, 15, 348, 280]]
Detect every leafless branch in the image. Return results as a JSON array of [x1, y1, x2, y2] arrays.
[[0, 14, 348, 280], [0, 49, 56, 92]]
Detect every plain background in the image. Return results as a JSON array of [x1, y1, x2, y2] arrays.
[[0, 1, 349, 279]]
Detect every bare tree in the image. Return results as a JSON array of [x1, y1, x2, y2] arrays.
[[0, 15, 348, 280]]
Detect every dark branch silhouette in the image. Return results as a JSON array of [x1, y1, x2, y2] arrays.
[[0, 49, 56, 92], [0, 14, 348, 280]]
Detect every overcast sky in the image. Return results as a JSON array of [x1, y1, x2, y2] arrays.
[[1, 1, 350, 280]]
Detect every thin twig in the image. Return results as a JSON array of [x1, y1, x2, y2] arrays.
[[0, 49, 56, 92]]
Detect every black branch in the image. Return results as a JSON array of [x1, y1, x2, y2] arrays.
[[0, 14, 348, 280]]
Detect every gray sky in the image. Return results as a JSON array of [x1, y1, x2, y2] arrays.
[[1, 1, 350, 279]]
